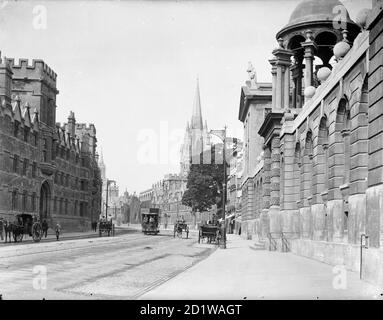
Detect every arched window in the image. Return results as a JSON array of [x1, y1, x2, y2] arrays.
[[336, 98, 351, 185], [304, 131, 314, 203], [318, 115, 329, 192], [294, 142, 301, 208]]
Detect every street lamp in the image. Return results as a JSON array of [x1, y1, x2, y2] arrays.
[[105, 179, 115, 222], [210, 126, 227, 249]]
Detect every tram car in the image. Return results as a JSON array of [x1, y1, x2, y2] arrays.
[[141, 208, 160, 235]]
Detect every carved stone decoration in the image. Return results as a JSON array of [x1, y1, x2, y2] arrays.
[[355, 8, 372, 29]]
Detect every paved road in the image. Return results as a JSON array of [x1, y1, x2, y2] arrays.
[[0, 232, 215, 300]]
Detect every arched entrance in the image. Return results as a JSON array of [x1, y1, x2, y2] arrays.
[[39, 181, 51, 221]]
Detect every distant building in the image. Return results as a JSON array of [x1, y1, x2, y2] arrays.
[[0, 56, 102, 231], [140, 79, 214, 228]]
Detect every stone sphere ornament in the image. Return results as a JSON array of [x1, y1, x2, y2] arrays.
[[304, 86, 316, 99], [355, 8, 372, 29], [317, 67, 331, 83], [333, 41, 351, 59]]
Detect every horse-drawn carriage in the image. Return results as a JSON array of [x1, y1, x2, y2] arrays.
[[99, 219, 115, 237], [173, 220, 189, 238], [198, 221, 222, 245], [8, 213, 43, 243], [141, 208, 160, 235]]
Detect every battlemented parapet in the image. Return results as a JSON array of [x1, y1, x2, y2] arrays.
[[6, 58, 57, 91]]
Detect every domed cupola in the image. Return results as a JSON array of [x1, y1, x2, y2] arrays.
[[272, 0, 360, 109], [277, 0, 359, 66]]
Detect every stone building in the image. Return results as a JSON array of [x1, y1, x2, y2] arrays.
[[238, 0, 383, 285], [226, 141, 244, 234], [0, 55, 102, 231], [151, 174, 191, 226]]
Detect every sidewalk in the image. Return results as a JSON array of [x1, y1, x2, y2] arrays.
[[140, 234, 383, 300], [0, 229, 101, 245]]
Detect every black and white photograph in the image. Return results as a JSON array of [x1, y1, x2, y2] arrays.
[[0, 0, 382, 307]]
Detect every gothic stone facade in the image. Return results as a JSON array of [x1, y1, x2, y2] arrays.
[[239, 0, 383, 286], [0, 56, 102, 231]]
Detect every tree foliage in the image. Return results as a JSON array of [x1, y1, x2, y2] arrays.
[[182, 145, 225, 215]]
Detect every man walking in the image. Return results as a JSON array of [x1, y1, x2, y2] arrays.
[[55, 222, 61, 241], [42, 219, 48, 238]]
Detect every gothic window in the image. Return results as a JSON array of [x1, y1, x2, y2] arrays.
[[42, 139, 48, 162], [14, 121, 20, 138], [13, 155, 19, 173], [22, 158, 28, 176], [22, 191, 27, 212], [31, 193, 36, 212], [32, 162, 37, 178], [11, 190, 18, 210], [59, 198, 63, 214], [33, 132, 38, 146]]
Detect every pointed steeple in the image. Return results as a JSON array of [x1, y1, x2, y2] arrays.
[[191, 77, 203, 130]]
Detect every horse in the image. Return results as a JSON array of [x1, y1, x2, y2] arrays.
[[4, 220, 14, 243]]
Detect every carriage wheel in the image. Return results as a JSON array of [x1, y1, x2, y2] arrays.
[[32, 222, 43, 242]]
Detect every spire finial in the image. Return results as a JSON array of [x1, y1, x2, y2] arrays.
[[191, 77, 203, 130]]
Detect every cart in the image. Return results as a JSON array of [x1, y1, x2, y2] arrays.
[[198, 223, 221, 245], [173, 221, 189, 238], [11, 213, 43, 243], [99, 219, 115, 237]]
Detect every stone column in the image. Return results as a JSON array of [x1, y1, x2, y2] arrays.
[[272, 40, 293, 110], [328, 118, 345, 242], [269, 136, 281, 234], [280, 113, 298, 233], [284, 66, 290, 109], [261, 146, 271, 239], [269, 58, 277, 109], [348, 82, 368, 245], [301, 30, 317, 88], [366, 0, 383, 249]]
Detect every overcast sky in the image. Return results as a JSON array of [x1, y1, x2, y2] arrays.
[[0, 0, 370, 194]]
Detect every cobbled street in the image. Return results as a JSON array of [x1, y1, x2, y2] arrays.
[[0, 231, 214, 300]]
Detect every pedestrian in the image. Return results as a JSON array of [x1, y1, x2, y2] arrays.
[[4, 220, 12, 243], [0, 218, 4, 241], [55, 222, 61, 241], [42, 219, 48, 238]]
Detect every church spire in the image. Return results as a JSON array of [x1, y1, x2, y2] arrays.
[[191, 77, 203, 130]]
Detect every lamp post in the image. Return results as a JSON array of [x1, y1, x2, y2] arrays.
[[105, 179, 115, 222], [210, 126, 227, 249]]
